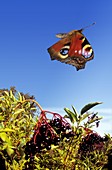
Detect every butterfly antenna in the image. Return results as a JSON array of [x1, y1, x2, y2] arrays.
[[80, 22, 96, 32]]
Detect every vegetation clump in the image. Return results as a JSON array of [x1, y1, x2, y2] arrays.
[[0, 87, 112, 170]]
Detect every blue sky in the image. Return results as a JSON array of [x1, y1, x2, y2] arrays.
[[0, 1, 112, 135]]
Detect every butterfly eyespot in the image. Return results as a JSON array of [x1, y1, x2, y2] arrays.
[[58, 45, 70, 59], [86, 46, 91, 50], [60, 48, 69, 55], [60, 45, 70, 57]]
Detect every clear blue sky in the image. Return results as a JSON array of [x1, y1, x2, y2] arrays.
[[0, 1, 112, 135]]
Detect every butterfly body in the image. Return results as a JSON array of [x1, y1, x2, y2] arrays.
[[47, 27, 94, 71]]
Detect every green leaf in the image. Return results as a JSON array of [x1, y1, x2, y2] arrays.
[[72, 105, 77, 114], [79, 112, 92, 122], [0, 116, 4, 121], [64, 115, 70, 119], [80, 102, 102, 115], [0, 132, 12, 144], [9, 90, 13, 98], [72, 105, 78, 121], [0, 132, 7, 141], [64, 108, 74, 123], [14, 108, 25, 115], [4, 91, 9, 96], [18, 92, 24, 102], [9, 90, 16, 101], [64, 108, 78, 124], [6, 146, 14, 156], [0, 128, 15, 132]]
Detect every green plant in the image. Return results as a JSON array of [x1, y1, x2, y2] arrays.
[[0, 87, 39, 169], [0, 87, 112, 170]]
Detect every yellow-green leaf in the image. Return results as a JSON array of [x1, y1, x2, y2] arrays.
[[80, 102, 102, 115]]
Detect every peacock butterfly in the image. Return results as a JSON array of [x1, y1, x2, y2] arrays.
[[47, 23, 95, 71]]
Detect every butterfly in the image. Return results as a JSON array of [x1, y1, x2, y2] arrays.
[[47, 23, 95, 71]]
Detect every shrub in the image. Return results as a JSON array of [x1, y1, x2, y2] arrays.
[[0, 87, 112, 170]]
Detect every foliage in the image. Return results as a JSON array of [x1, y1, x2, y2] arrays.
[[0, 87, 112, 170]]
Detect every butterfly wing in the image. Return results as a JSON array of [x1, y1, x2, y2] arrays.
[[56, 33, 68, 38], [47, 30, 94, 70]]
